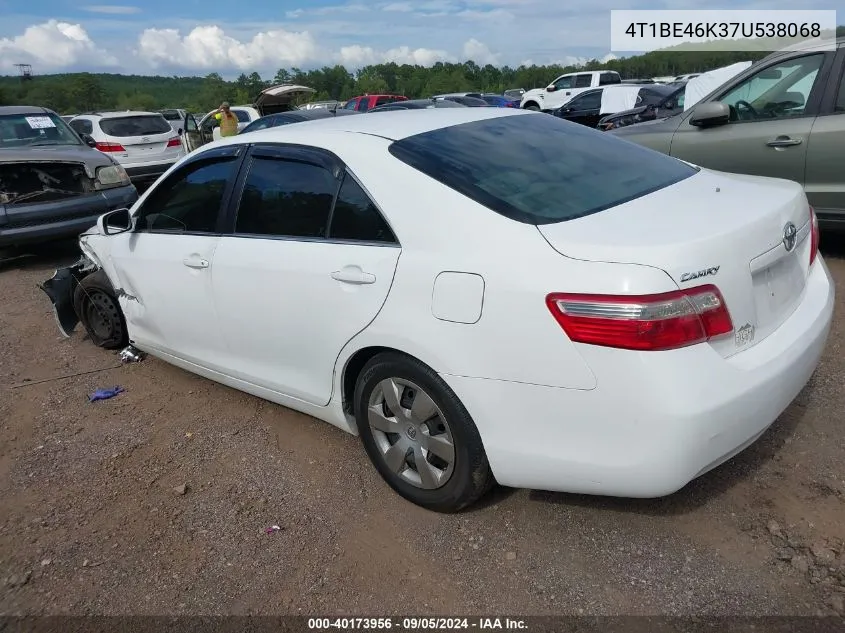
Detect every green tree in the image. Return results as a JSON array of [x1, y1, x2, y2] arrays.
[[68, 73, 106, 111]]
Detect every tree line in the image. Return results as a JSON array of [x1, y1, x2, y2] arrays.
[[0, 27, 841, 115]]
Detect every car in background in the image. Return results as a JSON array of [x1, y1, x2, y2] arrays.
[[235, 108, 360, 136], [610, 37, 845, 230], [41, 108, 833, 513], [61, 115, 76, 124], [597, 82, 687, 131], [195, 84, 318, 142], [300, 101, 341, 110], [553, 85, 667, 128], [521, 70, 622, 112], [159, 108, 189, 134], [477, 94, 520, 108], [369, 99, 467, 112], [434, 95, 489, 107], [0, 106, 137, 252], [503, 88, 525, 100], [675, 73, 701, 82], [343, 94, 408, 112], [68, 111, 185, 187]]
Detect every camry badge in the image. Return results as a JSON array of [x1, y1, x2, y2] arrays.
[[680, 266, 720, 283]]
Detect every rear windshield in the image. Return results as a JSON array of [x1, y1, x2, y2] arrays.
[[388, 113, 697, 224], [99, 115, 172, 137]]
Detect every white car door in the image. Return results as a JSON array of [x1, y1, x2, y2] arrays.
[[107, 145, 246, 368], [210, 144, 401, 406]]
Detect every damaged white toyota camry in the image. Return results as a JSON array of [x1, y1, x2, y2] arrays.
[[42, 108, 834, 512]]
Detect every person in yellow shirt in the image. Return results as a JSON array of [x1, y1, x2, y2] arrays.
[[213, 102, 239, 137]]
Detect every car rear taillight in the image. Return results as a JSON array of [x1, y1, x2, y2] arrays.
[[166, 137, 182, 148], [809, 205, 819, 266], [95, 142, 125, 152], [546, 284, 734, 351]]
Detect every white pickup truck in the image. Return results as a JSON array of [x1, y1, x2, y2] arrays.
[[521, 70, 622, 112]]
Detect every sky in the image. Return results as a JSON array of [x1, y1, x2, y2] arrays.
[[0, 0, 840, 78]]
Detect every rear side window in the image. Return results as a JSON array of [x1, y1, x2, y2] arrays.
[[235, 157, 336, 238], [574, 74, 593, 88], [99, 115, 172, 137], [70, 119, 93, 135], [388, 114, 697, 224], [358, 99, 371, 112], [329, 174, 396, 243], [232, 110, 252, 123], [600, 73, 621, 86]]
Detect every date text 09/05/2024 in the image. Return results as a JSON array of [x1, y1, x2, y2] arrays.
[[624, 21, 821, 39], [307, 618, 527, 630]]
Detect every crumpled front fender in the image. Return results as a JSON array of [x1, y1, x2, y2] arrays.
[[39, 255, 99, 338]]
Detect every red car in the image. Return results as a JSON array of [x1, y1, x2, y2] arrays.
[[342, 94, 408, 112]]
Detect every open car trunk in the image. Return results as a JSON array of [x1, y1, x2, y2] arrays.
[[254, 84, 317, 116]]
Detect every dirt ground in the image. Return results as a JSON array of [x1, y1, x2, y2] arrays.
[[1, 236, 844, 617]]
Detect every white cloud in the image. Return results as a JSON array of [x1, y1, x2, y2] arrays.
[[136, 25, 321, 71], [0, 20, 117, 71], [336, 43, 453, 67], [382, 2, 414, 11], [462, 39, 500, 65], [82, 5, 141, 14]]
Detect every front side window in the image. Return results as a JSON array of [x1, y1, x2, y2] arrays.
[[553, 76, 573, 90], [835, 67, 845, 113], [718, 53, 824, 120], [136, 158, 237, 232], [329, 174, 396, 243], [344, 100, 358, 110], [235, 157, 336, 238], [568, 90, 601, 111], [388, 113, 697, 225]]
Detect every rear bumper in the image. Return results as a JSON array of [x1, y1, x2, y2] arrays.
[[441, 257, 835, 497], [124, 161, 177, 184], [0, 185, 138, 248]]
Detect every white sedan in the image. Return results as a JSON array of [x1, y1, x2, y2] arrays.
[[41, 108, 835, 512]]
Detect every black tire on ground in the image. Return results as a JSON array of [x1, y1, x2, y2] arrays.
[[523, 103, 540, 111], [354, 352, 495, 512], [72, 270, 128, 349]]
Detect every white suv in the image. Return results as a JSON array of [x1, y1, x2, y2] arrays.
[[521, 70, 622, 112], [68, 111, 185, 186]]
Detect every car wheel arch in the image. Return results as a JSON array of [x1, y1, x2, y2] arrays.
[[339, 345, 446, 431]]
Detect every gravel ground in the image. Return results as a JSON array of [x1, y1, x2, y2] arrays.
[[0, 236, 844, 616]]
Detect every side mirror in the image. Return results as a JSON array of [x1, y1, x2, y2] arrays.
[[81, 134, 97, 148], [689, 101, 730, 127], [546, 85, 556, 92], [97, 208, 132, 236]]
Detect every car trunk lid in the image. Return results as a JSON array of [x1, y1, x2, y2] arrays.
[[537, 168, 813, 358], [254, 84, 316, 116]]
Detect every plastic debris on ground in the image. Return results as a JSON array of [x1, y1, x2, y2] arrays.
[[264, 525, 282, 534], [89, 386, 125, 402], [119, 346, 145, 363]]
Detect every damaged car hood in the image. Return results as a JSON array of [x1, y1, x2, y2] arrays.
[[0, 145, 117, 171]]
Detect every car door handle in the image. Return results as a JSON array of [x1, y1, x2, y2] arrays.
[[766, 136, 802, 148], [182, 257, 209, 269], [331, 266, 376, 285]]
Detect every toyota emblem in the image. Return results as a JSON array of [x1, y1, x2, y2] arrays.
[[141, 137, 150, 143], [782, 222, 797, 252]]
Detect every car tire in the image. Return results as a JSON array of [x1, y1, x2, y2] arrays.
[[72, 270, 128, 350], [523, 103, 540, 111], [354, 352, 494, 512]]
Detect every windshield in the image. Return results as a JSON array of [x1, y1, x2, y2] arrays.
[[99, 115, 172, 137], [0, 113, 82, 147], [388, 113, 697, 224]]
